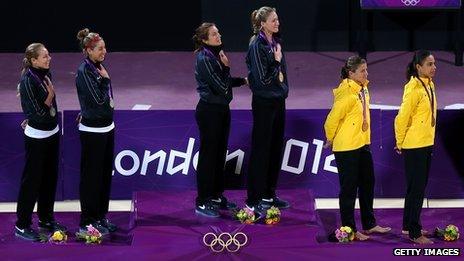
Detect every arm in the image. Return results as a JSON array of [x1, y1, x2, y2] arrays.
[[394, 86, 419, 149], [78, 66, 110, 105], [249, 44, 280, 86], [324, 96, 355, 143], [21, 77, 47, 117], [197, 55, 232, 95]]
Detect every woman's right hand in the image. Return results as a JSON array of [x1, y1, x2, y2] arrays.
[[97, 65, 110, 79], [44, 76, 55, 98], [219, 50, 230, 67], [274, 43, 282, 62], [43, 76, 55, 107]]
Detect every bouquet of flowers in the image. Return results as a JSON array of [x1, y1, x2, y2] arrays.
[[335, 226, 355, 243], [38, 230, 68, 244], [265, 206, 281, 225], [75, 224, 103, 244], [435, 225, 460, 242], [235, 208, 256, 224], [49, 230, 67, 244]]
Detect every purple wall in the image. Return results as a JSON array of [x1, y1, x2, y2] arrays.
[[0, 109, 463, 201], [361, 0, 461, 8]]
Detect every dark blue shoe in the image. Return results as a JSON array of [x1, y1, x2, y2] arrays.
[[38, 220, 67, 232], [99, 218, 118, 233], [245, 200, 272, 218], [262, 197, 290, 209], [211, 196, 238, 210], [79, 222, 109, 235], [15, 226, 39, 241], [195, 202, 219, 218]]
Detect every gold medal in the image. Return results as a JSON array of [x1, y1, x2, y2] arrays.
[[278, 71, 284, 83], [362, 121, 369, 132], [50, 107, 56, 117], [109, 98, 114, 108]]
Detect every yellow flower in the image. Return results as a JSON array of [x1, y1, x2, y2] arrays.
[[90, 236, 97, 242], [349, 234, 355, 241], [52, 231, 63, 241], [345, 227, 352, 234]]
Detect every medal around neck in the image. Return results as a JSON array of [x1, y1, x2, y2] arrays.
[[49, 107, 56, 117], [278, 71, 284, 83]]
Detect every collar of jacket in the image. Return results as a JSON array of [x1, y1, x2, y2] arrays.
[[343, 78, 369, 94], [412, 76, 433, 86], [29, 66, 49, 81]]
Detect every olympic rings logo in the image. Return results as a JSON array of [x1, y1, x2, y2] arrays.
[[402, 0, 421, 6], [202, 232, 248, 253]]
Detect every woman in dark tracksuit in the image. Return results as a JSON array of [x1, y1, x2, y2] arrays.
[[15, 43, 66, 241], [193, 23, 247, 217], [75, 28, 117, 234], [245, 6, 290, 215], [395, 50, 437, 244]]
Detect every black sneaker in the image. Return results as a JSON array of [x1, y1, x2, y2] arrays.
[[195, 202, 220, 218], [262, 197, 290, 209], [15, 226, 39, 241], [245, 200, 272, 218], [38, 220, 67, 232], [211, 196, 238, 210], [99, 218, 118, 233], [79, 222, 109, 235]]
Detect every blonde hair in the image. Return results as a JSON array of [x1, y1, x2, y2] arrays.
[[250, 6, 276, 35], [76, 28, 103, 54], [21, 43, 45, 75]]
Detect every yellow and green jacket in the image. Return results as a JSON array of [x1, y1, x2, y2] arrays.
[[394, 76, 437, 149], [324, 78, 371, 152]]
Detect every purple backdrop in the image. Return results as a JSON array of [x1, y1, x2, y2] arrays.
[[361, 0, 461, 8], [0, 109, 463, 201]]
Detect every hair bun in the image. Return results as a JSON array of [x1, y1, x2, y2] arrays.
[[76, 28, 90, 41]]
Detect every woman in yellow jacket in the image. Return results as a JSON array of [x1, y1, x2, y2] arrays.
[[394, 50, 436, 244], [324, 56, 390, 241]]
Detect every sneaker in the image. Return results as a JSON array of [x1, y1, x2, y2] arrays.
[[38, 220, 67, 232], [245, 200, 272, 218], [262, 197, 290, 209], [195, 202, 220, 218], [211, 196, 238, 210], [99, 218, 118, 233], [15, 226, 39, 241], [79, 222, 109, 235]]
